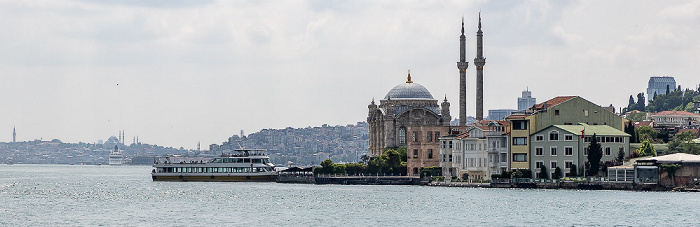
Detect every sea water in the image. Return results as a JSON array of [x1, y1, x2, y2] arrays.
[[0, 164, 697, 226]]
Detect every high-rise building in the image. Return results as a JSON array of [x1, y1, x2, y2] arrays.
[[647, 76, 676, 102], [487, 109, 516, 120], [457, 17, 469, 126], [517, 89, 536, 111], [474, 13, 486, 121]]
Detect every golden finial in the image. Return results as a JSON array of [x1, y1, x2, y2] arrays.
[[406, 70, 413, 83]]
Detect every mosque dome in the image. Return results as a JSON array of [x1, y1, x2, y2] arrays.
[[384, 82, 434, 100]]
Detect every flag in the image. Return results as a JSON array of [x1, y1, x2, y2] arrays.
[[581, 128, 585, 139]]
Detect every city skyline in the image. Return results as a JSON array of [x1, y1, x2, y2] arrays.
[[2, 1, 700, 149]]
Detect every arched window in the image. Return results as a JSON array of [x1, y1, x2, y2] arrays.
[[399, 127, 407, 145], [549, 131, 559, 141]]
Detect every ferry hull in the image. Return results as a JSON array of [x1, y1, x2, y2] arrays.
[[151, 174, 276, 182]]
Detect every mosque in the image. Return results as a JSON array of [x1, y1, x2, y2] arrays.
[[367, 14, 486, 157]]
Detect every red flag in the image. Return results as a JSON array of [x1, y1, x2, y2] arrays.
[[581, 129, 585, 139]]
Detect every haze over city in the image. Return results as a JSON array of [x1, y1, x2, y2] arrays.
[[2, 0, 699, 149]]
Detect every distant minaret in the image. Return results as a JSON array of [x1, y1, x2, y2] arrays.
[[474, 13, 486, 121], [118, 131, 122, 144], [12, 127, 16, 143], [457, 17, 469, 126], [197, 141, 201, 151]]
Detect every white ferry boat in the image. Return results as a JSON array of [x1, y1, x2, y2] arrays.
[[151, 149, 276, 182], [108, 145, 124, 165]]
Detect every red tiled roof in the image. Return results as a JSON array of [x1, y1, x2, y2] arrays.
[[652, 111, 700, 116], [532, 96, 577, 110], [495, 120, 511, 125], [633, 120, 653, 127], [506, 114, 529, 119], [455, 132, 470, 139]]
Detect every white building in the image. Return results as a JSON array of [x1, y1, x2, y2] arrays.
[[439, 121, 510, 181]]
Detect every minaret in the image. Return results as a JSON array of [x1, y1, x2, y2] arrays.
[[474, 13, 486, 121], [457, 17, 469, 126], [12, 127, 16, 143]]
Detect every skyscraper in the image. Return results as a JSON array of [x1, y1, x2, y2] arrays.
[[517, 88, 536, 111], [457, 17, 469, 126], [474, 13, 486, 121]]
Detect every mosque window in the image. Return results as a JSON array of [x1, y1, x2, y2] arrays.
[[399, 127, 407, 145]]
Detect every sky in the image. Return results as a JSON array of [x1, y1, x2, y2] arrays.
[[2, 0, 700, 149]]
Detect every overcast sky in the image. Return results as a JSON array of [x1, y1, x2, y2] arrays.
[[2, 0, 699, 149]]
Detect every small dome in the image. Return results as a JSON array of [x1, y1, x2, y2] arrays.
[[385, 82, 434, 100]]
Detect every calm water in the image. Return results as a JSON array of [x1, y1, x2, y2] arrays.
[[0, 165, 697, 226]]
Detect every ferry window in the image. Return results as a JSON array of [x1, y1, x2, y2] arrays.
[[253, 159, 261, 163], [243, 158, 250, 163]]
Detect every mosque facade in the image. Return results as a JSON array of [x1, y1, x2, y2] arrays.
[[367, 72, 451, 157]]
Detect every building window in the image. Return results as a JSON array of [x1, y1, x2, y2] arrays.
[[605, 147, 611, 156], [555, 110, 560, 115], [427, 131, 433, 142], [551, 161, 558, 169], [550, 147, 557, 156], [398, 127, 406, 145], [513, 137, 527, 145], [535, 147, 543, 156], [565, 147, 573, 156], [565, 135, 573, 141], [412, 132, 418, 142], [413, 149, 418, 158], [428, 149, 433, 159], [435, 132, 440, 139], [549, 131, 559, 141], [565, 161, 573, 169], [449, 141, 453, 149], [513, 120, 527, 130], [513, 154, 527, 162], [535, 135, 544, 141], [413, 168, 419, 174], [536, 161, 544, 168], [584, 110, 589, 116]]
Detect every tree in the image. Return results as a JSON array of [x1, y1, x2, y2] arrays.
[[569, 164, 578, 177], [637, 139, 657, 157], [635, 93, 646, 112], [636, 126, 658, 143], [539, 165, 549, 179], [553, 167, 562, 179], [660, 164, 681, 186], [587, 133, 603, 176], [625, 112, 647, 122], [627, 95, 635, 110], [617, 147, 625, 162], [320, 159, 334, 174]]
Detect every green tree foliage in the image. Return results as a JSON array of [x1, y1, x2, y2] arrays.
[[646, 88, 700, 113], [569, 164, 578, 177], [635, 93, 646, 112], [637, 139, 657, 157], [587, 133, 603, 176], [553, 167, 562, 179], [396, 147, 407, 163], [539, 165, 549, 179], [636, 126, 659, 143], [668, 131, 700, 154], [625, 112, 647, 122], [624, 121, 637, 143], [617, 147, 625, 162]]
